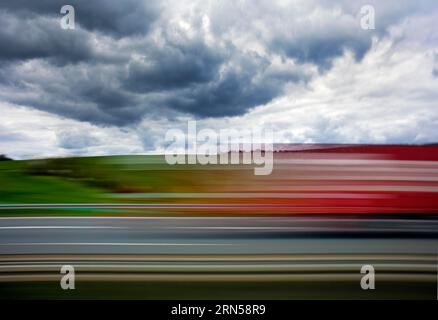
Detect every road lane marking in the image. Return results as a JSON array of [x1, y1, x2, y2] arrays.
[[0, 226, 123, 230], [0, 216, 244, 220], [0, 217, 437, 227], [0, 242, 234, 246]]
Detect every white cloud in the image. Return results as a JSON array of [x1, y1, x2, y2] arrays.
[[0, 102, 144, 159]]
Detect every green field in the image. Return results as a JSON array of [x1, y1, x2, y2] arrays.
[[0, 155, 250, 207], [0, 159, 105, 204]]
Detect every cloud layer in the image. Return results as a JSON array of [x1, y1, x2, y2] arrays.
[[0, 0, 437, 158]]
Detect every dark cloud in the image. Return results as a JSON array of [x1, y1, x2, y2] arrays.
[[271, 32, 372, 71], [125, 39, 225, 92], [0, 0, 160, 38], [0, 4, 306, 125], [57, 129, 100, 149], [0, 12, 94, 64], [0, 0, 434, 126], [164, 53, 302, 117]]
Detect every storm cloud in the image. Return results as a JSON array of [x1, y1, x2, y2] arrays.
[[0, 0, 161, 37], [0, 0, 398, 125], [0, 0, 437, 158]]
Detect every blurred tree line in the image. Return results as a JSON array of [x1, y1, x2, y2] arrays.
[[0, 154, 12, 161]]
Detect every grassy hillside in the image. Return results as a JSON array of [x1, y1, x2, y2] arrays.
[[0, 159, 106, 204], [0, 155, 250, 206]]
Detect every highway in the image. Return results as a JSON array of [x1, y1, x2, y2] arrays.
[[0, 216, 437, 255], [0, 215, 437, 299]]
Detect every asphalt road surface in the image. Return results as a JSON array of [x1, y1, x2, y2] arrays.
[[0, 216, 437, 255], [0, 215, 437, 299]]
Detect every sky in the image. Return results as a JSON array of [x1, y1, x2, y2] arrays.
[[0, 0, 437, 159]]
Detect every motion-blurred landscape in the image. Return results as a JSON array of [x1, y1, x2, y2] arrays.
[[0, 145, 437, 299], [1, 0, 438, 302]]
